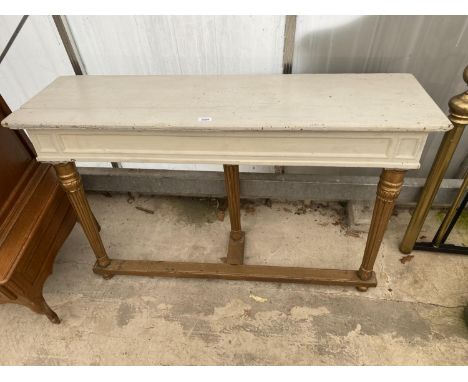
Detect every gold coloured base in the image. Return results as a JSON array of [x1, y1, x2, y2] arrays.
[[93, 259, 377, 288], [56, 162, 399, 293]]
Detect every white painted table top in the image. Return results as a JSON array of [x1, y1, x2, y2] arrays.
[[2, 74, 451, 132], [1, 74, 453, 169]]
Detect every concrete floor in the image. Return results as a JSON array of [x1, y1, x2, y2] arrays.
[[0, 193, 467, 365]]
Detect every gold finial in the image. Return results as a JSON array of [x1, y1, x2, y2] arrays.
[[448, 65, 468, 125]]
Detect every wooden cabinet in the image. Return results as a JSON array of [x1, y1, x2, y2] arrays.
[[0, 95, 76, 323]]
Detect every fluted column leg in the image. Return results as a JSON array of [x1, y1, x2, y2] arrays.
[[223, 164, 245, 265], [54, 162, 111, 268], [357, 169, 406, 291]]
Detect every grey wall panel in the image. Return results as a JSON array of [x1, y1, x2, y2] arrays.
[[0, 15, 22, 50], [66, 16, 285, 75], [293, 15, 468, 178], [0, 15, 74, 111]]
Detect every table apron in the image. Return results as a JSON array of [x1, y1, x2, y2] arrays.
[[27, 129, 427, 169]]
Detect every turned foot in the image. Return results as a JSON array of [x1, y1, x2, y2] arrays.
[[356, 286, 368, 292], [102, 273, 114, 280]]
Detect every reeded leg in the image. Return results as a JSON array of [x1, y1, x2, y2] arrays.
[[357, 169, 406, 290], [223, 164, 245, 265], [79, 212, 100, 231], [92, 212, 101, 232], [54, 162, 111, 268]]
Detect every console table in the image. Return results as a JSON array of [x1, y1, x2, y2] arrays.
[[1, 74, 451, 291]]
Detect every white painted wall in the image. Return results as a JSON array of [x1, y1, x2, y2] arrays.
[[67, 15, 285, 75], [0, 15, 74, 111]]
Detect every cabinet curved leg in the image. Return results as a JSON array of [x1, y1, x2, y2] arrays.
[[28, 296, 61, 324], [357, 169, 406, 290], [41, 299, 61, 324]]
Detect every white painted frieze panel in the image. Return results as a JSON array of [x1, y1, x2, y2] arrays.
[[26, 129, 427, 169]]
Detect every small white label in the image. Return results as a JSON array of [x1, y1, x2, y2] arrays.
[[198, 116, 212, 122]]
